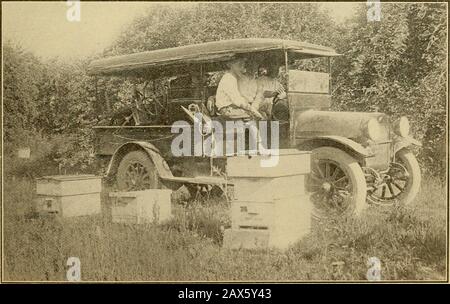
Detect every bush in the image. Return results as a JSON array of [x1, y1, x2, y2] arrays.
[[4, 129, 96, 178]]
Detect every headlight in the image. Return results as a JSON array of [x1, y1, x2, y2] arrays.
[[393, 116, 410, 137], [366, 118, 382, 141]]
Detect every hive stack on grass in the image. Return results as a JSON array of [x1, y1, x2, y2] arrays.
[[223, 149, 312, 250], [34, 175, 102, 217]]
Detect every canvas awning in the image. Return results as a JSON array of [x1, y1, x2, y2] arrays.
[[87, 38, 339, 77]]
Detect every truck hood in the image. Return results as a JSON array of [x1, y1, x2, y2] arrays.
[[294, 110, 390, 140]]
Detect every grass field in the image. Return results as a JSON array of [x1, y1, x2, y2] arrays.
[[2, 176, 447, 281]]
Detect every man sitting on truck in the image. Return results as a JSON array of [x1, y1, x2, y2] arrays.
[[215, 57, 263, 120], [215, 57, 274, 155]]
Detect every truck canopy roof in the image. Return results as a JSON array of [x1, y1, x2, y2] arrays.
[[87, 38, 339, 78]]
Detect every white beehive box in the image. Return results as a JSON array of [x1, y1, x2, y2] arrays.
[[223, 228, 270, 250], [35, 175, 102, 217], [36, 175, 102, 196], [231, 201, 274, 229], [109, 190, 172, 225], [268, 195, 312, 249], [229, 194, 312, 250], [232, 174, 306, 202], [227, 149, 310, 202], [227, 149, 311, 178], [224, 149, 313, 250]]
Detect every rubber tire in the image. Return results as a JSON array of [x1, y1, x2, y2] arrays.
[[116, 150, 160, 190], [310, 147, 367, 217], [396, 149, 421, 205]]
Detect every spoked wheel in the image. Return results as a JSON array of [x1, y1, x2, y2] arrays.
[[116, 150, 160, 191], [307, 147, 367, 219], [367, 149, 421, 206]]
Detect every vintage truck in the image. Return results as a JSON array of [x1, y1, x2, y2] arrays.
[[87, 38, 421, 217]]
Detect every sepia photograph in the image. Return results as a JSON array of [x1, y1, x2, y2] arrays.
[[1, 1, 448, 284]]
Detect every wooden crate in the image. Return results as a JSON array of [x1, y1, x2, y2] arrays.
[[268, 195, 312, 249], [228, 195, 312, 250], [231, 201, 274, 229], [35, 193, 101, 217], [109, 190, 172, 224], [36, 175, 102, 196], [227, 149, 311, 178], [34, 175, 102, 217], [225, 149, 312, 250], [231, 195, 312, 230], [227, 149, 310, 202], [222, 228, 270, 250], [232, 174, 306, 202]]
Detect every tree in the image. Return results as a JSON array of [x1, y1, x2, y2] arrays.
[[108, 2, 338, 55], [3, 3, 446, 176], [332, 3, 447, 175], [3, 42, 43, 142]]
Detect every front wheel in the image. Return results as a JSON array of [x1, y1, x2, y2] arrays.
[[397, 149, 421, 205], [367, 149, 421, 206], [307, 147, 367, 218]]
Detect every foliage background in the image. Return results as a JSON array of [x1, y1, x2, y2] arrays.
[[2, 2, 447, 177]]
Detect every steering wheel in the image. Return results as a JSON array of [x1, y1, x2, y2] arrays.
[[272, 91, 280, 103], [134, 81, 164, 116], [271, 93, 289, 122]]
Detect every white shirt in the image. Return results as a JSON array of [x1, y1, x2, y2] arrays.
[[238, 74, 258, 104], [215, 72, 248, 110]]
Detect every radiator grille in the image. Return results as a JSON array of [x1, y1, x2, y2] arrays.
[[365, 142, 391, 170]]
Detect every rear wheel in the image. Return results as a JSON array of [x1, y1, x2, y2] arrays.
[[307, 147, 367, 218], [116, 150, 160, 190]]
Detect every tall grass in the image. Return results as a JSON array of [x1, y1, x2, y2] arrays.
[[2, 176, 447, 281]]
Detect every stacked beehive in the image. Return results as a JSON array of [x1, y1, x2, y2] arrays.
[[223, 149, 312, 250]]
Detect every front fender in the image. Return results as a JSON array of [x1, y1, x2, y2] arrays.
[[393, 136, 422, 154], [106, 141, 173, 180], [297, 135, 372, 159]]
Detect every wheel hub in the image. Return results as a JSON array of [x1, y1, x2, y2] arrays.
[[125, 162, 152, 191], [308, 159, 353, 217], [366, 162, 409, 204], [321, 182, 332, 192]]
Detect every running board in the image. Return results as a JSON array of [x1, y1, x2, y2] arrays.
[[161, 176, 233, 186]]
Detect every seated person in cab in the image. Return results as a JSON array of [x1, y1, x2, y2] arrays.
[[215, 57, 263, 120], [253, 61, 287, 120]]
